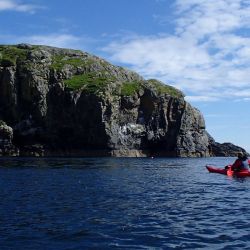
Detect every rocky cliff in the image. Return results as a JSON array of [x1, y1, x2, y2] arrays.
[[0, 44, 246, 157]]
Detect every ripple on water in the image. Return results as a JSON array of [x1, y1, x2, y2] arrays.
[[1, 157, 250, 249]]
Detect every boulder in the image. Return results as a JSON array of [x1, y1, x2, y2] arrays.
[[0, 121, 19, 156]]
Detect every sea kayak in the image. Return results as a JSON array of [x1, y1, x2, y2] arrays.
[[206, 165, 250, 177]]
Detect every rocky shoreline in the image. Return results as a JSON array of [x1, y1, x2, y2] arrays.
[[0, 44, 247, 157]]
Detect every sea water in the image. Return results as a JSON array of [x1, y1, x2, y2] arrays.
[[0, 157, 250, 250]]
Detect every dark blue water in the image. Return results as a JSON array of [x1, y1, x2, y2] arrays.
[[1, 157, 250, 250]]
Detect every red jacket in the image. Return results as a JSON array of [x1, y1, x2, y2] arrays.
[[232, 159, 242, 170]]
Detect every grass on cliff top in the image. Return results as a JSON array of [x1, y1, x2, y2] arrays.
[[64, 72, 111, 93], [50, 54, 97, 71], [0, 45, 29, 67], [120, 80, 184, 98], [121, 81, 142, 96], [147, 79, 184, 98]]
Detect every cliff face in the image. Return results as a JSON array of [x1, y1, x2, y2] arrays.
[[0, 44, 242, 157]]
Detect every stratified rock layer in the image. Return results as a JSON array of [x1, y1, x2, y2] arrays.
[[0, 44, 245, 157]]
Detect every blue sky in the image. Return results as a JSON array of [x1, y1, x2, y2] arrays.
[[1, 0, 250, 151]]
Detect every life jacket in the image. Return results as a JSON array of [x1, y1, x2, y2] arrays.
[[241, 159, 249, 170]]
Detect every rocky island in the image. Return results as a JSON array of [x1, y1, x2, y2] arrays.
[[0, 44, 247, 157]]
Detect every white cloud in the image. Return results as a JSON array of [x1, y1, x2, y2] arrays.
[[24, 34, 81, 48], [103, 0, 250, 102], [185, 96, 219, 102], [0, 0, 42, 13], [1, 33, 95, 51]]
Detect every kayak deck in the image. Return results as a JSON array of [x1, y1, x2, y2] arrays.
[[206, 165, 250, 177]]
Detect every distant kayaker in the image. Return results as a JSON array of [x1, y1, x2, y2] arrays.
[[231, 152, 249, 171]]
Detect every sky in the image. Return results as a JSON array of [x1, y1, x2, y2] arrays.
[[0, 0, 250, 151]]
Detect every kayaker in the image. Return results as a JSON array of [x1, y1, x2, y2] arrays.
[[231, 152, 249, 171]]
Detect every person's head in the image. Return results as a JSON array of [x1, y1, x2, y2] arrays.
[[237, 152, 244, 159]]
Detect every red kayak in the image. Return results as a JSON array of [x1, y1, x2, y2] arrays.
[[206, 165, 250, 177]]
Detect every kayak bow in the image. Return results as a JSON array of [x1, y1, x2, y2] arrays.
[[206, 165, 227, 175]]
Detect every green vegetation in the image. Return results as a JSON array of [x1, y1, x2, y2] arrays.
[[64, 72, 110, 93], [120, 79, 184, 98], [121, 81, 142, 96], [0, 45, 184, 99], [0, 45, 28, 67], [147, 79, 184, 98], [50, 55, 95, 71]]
